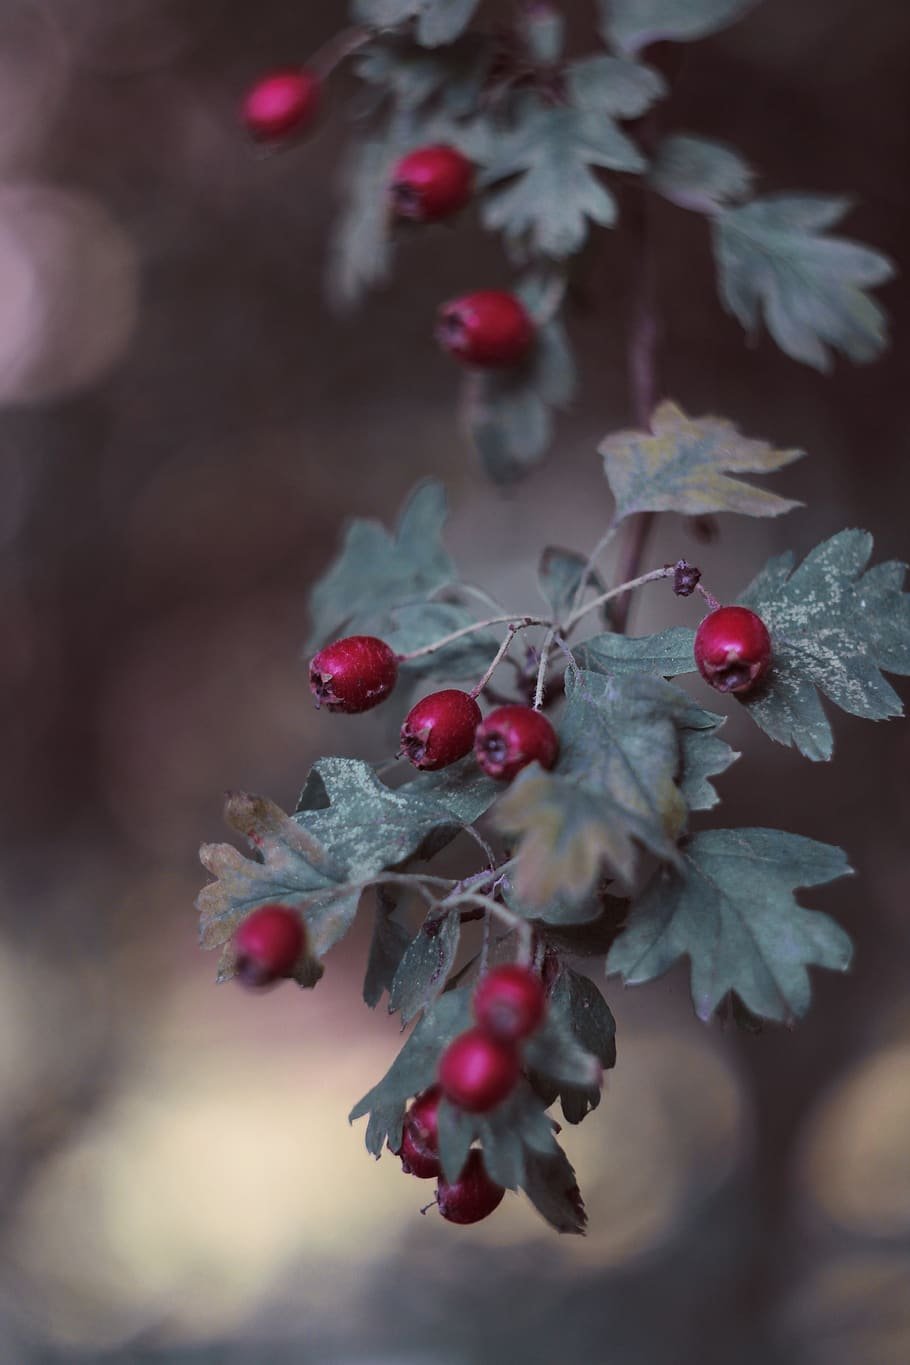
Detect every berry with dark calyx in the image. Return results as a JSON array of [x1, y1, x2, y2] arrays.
[[694, 605, 772, 696], [438, 1027, 520, 1113], [242, 67, 321, 144], [436, 1150, 505, 1225], [309, 635, 398, 714], [390, 145, 474, 222], [436, 291, 535, 369], [392, 1086, 442, 1179], [474, 704, 559, 782], [400, 689, 482, 771], [233, 904, 305, 988], [473, 964, 547, 1043]]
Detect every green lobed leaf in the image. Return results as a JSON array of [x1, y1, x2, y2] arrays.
[[382, 601, 500, 680], [355, 33, 492, 115], [522, 1145, 587, 1234], [495, 669, 736, 909], [478, 94, 646, 259], [600, 400, 803, 521], [598, 0, 763, 55], [388, 907, 461, 1025], [363, 888, 413, 1007], [350, 987, 472, 1155], [737, 531, 910, 760], [606, 828, 853, 1022], [648, 133, 754, 212], [537, 546, 604, 623], [712, 195, 895, 371], [401, 754, 502, 827], [328, 122, 400, 311], [574, 626, 697, 678], [353, 0, 481, 47], [566, 54, 666, 118], [306, 480, 454, 649], [529, 968, 616, 1124]]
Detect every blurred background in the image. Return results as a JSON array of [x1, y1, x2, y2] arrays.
[[0, 1, 908, 1361]]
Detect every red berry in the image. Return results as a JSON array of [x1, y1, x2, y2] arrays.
[[438, 1028, 520, 1113], [473, 964, 547, 1042], [436, 291, 535, 368], [694, 605, 772, 696], [390, 144, 474, 222], [233, 904, 305, 987], [392, 1086, 442, 1179], [309, 635, 398, 714], [436, 1150, 505, 1225], [242, 67, 320, 144], [474, 705, 559, 782], [400, 689, 482, 771]]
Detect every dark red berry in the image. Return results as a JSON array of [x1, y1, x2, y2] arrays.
[[392, 1086, 442, 1179], [438, 1028, 520, 1113], [242, 67, 320, 144], [474, 705, 559, 782], [233, 904, 305, 988], [436, 291, 535, 368], [309, 635, 398, 714], [436, 1150, 505, 1225], [473, 964, 547, 1042], [400, 689, 482, 771], [694, 606, 772, 695], [391, 145, 474, 222]]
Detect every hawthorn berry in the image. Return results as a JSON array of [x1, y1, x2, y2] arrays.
[[393, 1086, 442, 1179], [241, 67, 321, 144], [436, 1150, 505, 1225], [309, 635, 398, 714], [233, 904, 305, 987], [474, 705, 559, 782], [400, 689, 482, 771], [436, 291, 535, 369], [694, 605, 772, 695], [473, 964, 547, 1043], [438, 1027, 520, 1113], [390, 145, 474, 222]]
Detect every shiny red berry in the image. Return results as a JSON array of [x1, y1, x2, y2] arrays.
[[436, 291, 535, 368], [233, 904, 305, 987], [242, 67, 321, 144], [309, 635, 398, 714], [473, 964, 547, 1042], [400, 689, 482, 771], [390, 144, 474, 222], [474, 705, 559, 782], [694, 606, 772, 695], [392, 1086, 442, 1179], [436, 1150, 505, 1225], [438, 1028, 520, 1113]]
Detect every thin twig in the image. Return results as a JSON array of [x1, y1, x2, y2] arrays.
[[533, 626, 557, 709], [396, 614, 549, 662], [310, 25, 371, 77], [470, 625, 520, 699], [568, 520, 619, 620], [564, 565, 672, 631]]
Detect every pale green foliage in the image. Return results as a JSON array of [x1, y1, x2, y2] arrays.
[[607, 828, 853, 1022], [353, 0, 481, 47], [600, 400, 804, 519], [713, 195, 895, 370], [575, 626, 696, 678], [599, 0, 762, 55], [648, 133, 754, 212]]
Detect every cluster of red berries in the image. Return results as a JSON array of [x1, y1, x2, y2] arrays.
[[309, 634, 560, 779], [393, 964, 548, 1223], [241, 69, 535, 370]]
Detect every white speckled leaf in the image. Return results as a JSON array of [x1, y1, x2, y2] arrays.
[[607, 828, 853, 1022], [648, 133, 754, 212], [388, 907, 461, 1024], [713, 195, 894, 370], [598, 0, 762, 55], [600, 400, 803, 520], [383, 601, 500, 680], [738, 530, 910, 760]]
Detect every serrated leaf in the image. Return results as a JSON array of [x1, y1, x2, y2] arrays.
[[402, 755, 502, 826], [389, 907, 461, 1024], [307, 480, 454, 649], [537, 546, 604, 622], [353, 0, 481, 46], [363, 888, 412, 1007], [607, 828, 853, 1022], [328, 127, 398, 311], [529, 968, 615, 1124], [436, 1081, 560, 1192], [383, 601, 500, 680], [713, 195, 895, 370], [522, 1145, 587, 1234], [648, 133, 754, 212], [600, 400, 803, 520], [495, 670, 733, 908], [737, 531, 910, 760], [355, 33, 492, 116], [566, 54, 666, 118], [478, 95, 645, 258], [524, 992, 607, 1099], [599, 0, 762, 55], [350, 987, 472, 1155], [574, 626, 697, 678], [466, 318, 577, 482]]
